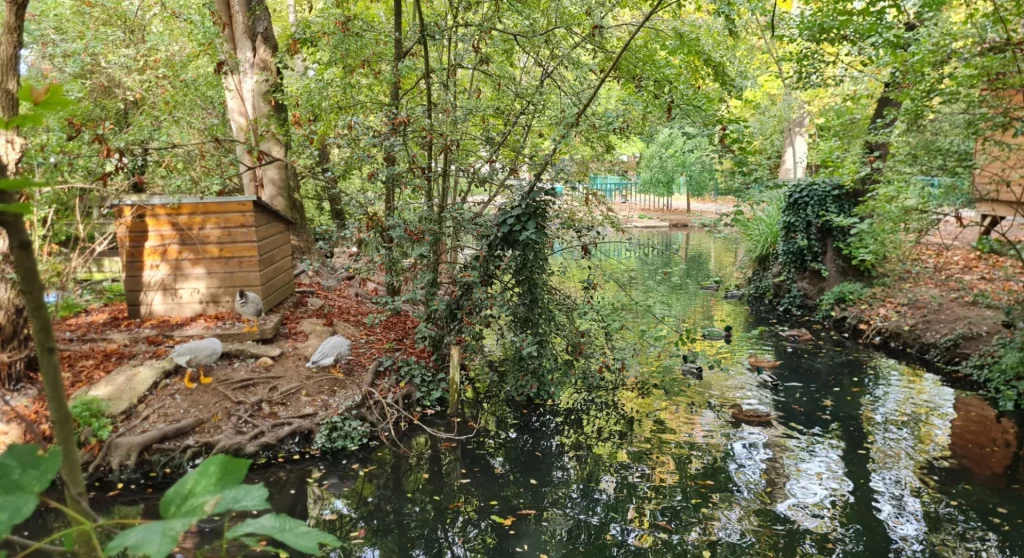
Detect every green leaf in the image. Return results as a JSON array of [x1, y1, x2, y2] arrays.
[[0, 178, 44, 191], [0, 203, 31, 215], [159, 455, 250, 520], [0, 444, 62, 538], [103, 518, 194, 558], [226, 514, 341, 554], [213, 484, 271, 514]]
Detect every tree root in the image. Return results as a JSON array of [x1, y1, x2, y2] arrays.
[[106, 418, 205, 472], [188, 416, 316, 456]]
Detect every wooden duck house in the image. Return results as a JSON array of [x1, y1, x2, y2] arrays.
[[973, 89, 1024, 235], [111, 195, 295, 319]]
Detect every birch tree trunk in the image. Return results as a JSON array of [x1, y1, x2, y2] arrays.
[[213, 0, 308, 237], [778, 107, 809, 180]]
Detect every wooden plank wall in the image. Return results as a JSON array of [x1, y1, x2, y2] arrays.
[[117, 200, 293, 318], [255, 205, 295, 309], [973, 90, 1024, 218]]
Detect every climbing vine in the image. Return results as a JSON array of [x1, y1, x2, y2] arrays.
[[778, 179, 857, 275]]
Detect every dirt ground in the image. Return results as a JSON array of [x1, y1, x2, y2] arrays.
[[835, 214, 1024, 365], [1, 274, 426, 472], [614, 196, 738, 227]]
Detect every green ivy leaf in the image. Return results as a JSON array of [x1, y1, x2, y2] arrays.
[[226, 514, 341, 554], [159, 455, 250, 520], [213, 484, 271, 514], [103, 518, 194, 558], [0, 444, 62, 539]]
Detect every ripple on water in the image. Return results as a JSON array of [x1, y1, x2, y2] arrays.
[[776, 431, 853, 535]]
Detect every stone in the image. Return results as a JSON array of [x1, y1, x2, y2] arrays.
[[170, 314, 283, 344], [221, 343, 283, 359], [72, 358, 177, 417], [255, 357, 275, 368], [297, 319, 335, 357], [308, 297, 325, 310]]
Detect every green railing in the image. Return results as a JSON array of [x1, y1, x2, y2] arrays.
[[587, 175, 673, 210]]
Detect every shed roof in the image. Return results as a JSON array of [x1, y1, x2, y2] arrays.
[[108, 195, 294, 224]]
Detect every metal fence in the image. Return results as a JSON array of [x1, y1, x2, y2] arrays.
[[587, 175, 673, 210]]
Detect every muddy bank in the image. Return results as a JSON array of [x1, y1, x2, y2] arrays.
[[812, 241, 1021, 375], [1, 272, 431, 480]]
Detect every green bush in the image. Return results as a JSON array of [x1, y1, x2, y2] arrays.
[[101, 281, 125, 304], [963, 330, 1024, 410], [70, 396, 113, 444], [736, 189, 785, 266], [397, 357, 446, 408], [315, 415, 370, 453], [815, 281, 872, 320]]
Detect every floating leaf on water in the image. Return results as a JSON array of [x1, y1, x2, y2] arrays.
[[529, 479, 538, 485], [517, 510, 538, 515]]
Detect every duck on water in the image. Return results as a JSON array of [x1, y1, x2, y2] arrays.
[[702, 325, 733, 342]]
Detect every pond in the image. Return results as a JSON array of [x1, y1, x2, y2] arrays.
[[20, 229, 1024, 557]]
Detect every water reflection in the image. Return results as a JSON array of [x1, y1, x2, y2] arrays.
[[949, 395, 1019, 478]]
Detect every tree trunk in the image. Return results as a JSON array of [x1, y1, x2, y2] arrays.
[[856, 78, 903, 194], [778, 106, 809, 180], [0, 0, 97, 552], [854, 20, 919, 197], [213, 0, 308, 237], [0, 0, 28, 390], [316, 144, 346, 229], [381, 0, 402, 297]]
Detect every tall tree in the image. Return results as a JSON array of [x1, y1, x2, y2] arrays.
[[213, 0, 308, 235], [0, 0, 27, 389], [0, 0, 97, 552]]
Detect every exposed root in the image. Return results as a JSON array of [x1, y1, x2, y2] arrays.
[[106, 418, 205, 472], [188, 416, 317, 456]]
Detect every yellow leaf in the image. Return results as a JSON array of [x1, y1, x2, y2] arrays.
[[703, 552, 711, 558], [777, 0, 793, 10]]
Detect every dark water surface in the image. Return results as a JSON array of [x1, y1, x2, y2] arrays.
[[23, 230, 1024, 557]]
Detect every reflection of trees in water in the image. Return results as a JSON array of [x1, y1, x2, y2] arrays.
[[949, 395, 1018, 478], [775, 432, 852, 535], [860, 361, 1004, 556]]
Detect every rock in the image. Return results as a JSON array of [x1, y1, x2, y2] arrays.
[[72, 358, 177, 417], [297, 319, 335, 357], [255, 357, 275, 368], [221, 343, 283, 359], [308, 297, 325, 310], [171, 314, 283, 344], [332, 321, 361, 339]]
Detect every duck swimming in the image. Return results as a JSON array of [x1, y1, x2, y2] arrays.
[[724, 290, 744, 300], [729, 403, 774, 426], [702, 325, 732, 341], [748, 354, 782, 368], [780, 328, 813, 343], [681, 355, 704, 380], [753, 366, 780, 388]]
